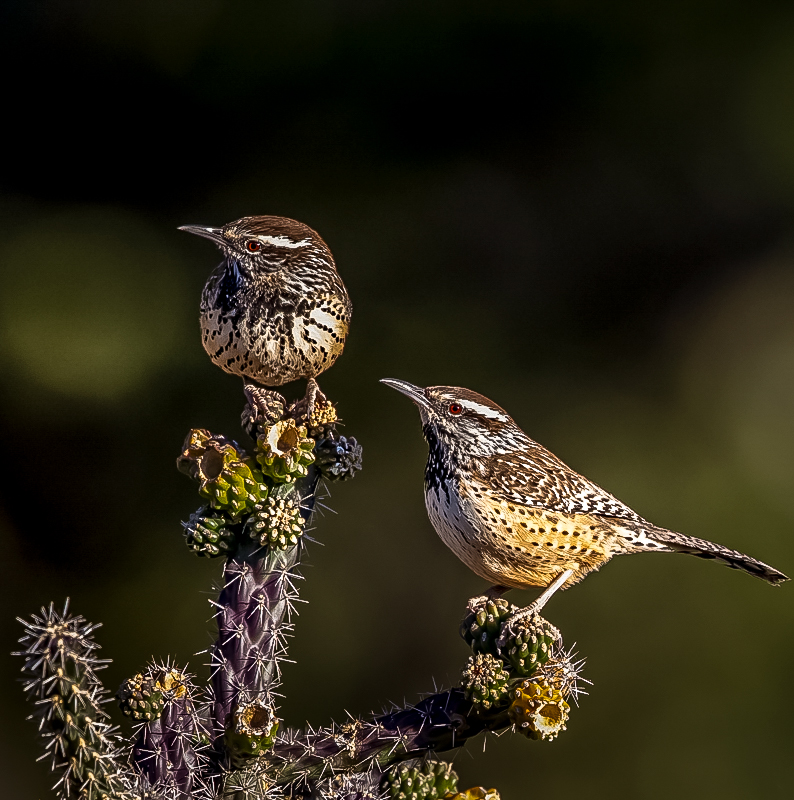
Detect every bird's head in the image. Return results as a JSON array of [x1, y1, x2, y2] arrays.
[[179, 215, 334, 277], [381, 379, 521, 457]]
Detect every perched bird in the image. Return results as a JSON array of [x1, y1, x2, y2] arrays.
[[180, 216, 351, 412], [382, 379, 788, 615]]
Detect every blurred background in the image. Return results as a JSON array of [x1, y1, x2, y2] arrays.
[[1, 1, 793, 798]]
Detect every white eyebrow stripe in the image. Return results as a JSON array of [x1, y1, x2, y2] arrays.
[[259, 235, 311, 248], [458, 398, 509, 421]]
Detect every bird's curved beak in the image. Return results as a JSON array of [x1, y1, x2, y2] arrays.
[[178, 225, 225, 246], [380, 378, 431, 409]]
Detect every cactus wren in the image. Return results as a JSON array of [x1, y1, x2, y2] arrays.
[[382, 379, 788, 615], [180, 216, 351, 412]]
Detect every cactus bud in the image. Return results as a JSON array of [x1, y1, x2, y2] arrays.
[[500, 614, 560, 677], [461, 654, 510, 711], [314, 432, 363, 481], [460, 598, 516, 656]]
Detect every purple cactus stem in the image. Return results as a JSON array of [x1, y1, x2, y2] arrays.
[[210, 470, 319, 735], [131, 675, 214, 798], [270, 688, 510, 787]]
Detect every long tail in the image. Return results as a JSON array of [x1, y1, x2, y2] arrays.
[[645, 526, 789, 585]]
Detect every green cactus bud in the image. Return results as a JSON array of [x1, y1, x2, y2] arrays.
[[177, 429, 267, 517], [225, 699, 279, 763], [501, 614, 561, 677], [116, 667, 186, 722], [460, 598, 516, 656], [508, 676, 570, 741], [256, 419, 316, 483], [461, 654, 510, 711], [182, 507, 240, 558], [427, 760, 459, 798], [117, 672, 164, 721], [382, 759, 458, 799], [249, 491, 305, 550]]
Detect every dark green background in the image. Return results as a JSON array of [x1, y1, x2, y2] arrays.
[[1, 2, 793, 798]]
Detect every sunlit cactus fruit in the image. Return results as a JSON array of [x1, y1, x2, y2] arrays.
[[501, 614, 561, 676], [182, 507, 240, 558], [256, 419, 316, 483], [382, 759, 458, 799], [116, 666, 187, 721], [461, 653, 510, 711], [308, 397, 338, 429], [460, 598, 516, 656], [314, 432, 363, 481], [287, 395, 338, 438], [443, 789, 500, 800], [508, 677, 570, 741], [177, 428, 267, 516], [225, 698, 280, 762], [249, 493, 306, 549]]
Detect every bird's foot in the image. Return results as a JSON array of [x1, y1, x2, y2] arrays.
[[496, 569, 574, 651], [466, 585, 508, 613], [242, 384, 287, 437], [305, 377, 324, 423], [496, 603, 544, 652], [288, 379, 337, 433]]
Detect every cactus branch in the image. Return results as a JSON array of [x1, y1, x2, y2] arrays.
[[209, 470, 318, 737], [13, 601, 132, 800]]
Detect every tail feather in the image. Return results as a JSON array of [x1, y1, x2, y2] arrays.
[[645, 526, 788, 585]]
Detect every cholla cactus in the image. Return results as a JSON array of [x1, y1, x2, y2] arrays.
[[248, 491, 305, 550], [13, 601, 131, 800], [508, 677, 570, 741], [15, 379, 593, 800], [382, 759, 458, 799], [500, 614, 560, 677], [225, 698, 280, 764], [256, 419, 316, 483], [461, 654, 510, 711], [117, 672, 166, 722], [117, 665, 188, 722], [183, 508, 241, 558], [178, 429, 267, 517], [130, 664, 214, 797], [460, 598, 516, 655], [314, 433, 363, 481], [307, 397, 338, 429]]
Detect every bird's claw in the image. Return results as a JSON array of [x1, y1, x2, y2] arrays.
[[466, 594, 493, 613], [496, 603, 541, 651], [242, 385, 287, 436]]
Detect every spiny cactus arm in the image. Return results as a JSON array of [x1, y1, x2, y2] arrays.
[[13, 601, 133, 800], [314, 769, 385, 799], [267, 689, 509, 787], [125, 666, 215, 798]]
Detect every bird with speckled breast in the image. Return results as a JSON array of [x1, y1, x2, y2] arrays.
[[180, 216, 351, 412], [382, 379, 788, 617]]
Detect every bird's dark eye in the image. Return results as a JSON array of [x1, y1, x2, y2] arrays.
[[246, 240, 261, 252], [449, 403, 463, 416]]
